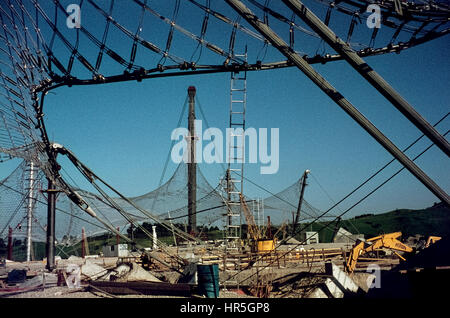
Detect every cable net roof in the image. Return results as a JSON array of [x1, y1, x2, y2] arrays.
[[1, 0, 449, 160]]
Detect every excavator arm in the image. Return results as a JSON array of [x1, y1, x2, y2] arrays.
[[345, 232, 413, 273]]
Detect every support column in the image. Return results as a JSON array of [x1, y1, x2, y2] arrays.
[[187, 86, 197, 234], [46, 177, 56, 271], [7, 227, 13, 261], [225, 0, 449, 206]]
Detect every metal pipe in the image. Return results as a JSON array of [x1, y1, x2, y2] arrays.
[[282, 0, 450, 157], [225, 0, 449, 206], [187, 86, 197, 234]]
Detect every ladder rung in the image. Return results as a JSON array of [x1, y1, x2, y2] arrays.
[[232, 100, 245, 103], [230, 123, 244, 126], [231, 111, 245, 114], [231, 88, 245, 92]]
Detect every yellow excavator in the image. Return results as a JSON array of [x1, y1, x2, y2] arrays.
[[345, 232, 442, 273], [345, 232, 413, 273]]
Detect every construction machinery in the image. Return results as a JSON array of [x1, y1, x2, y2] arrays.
[[240, 194, 276, 253], [345, 232, 413, 273], [425, 236, 442, 248]]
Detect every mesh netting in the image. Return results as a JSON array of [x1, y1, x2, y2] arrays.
[[0, 160, 97, 244], [0, 159, 328, 243]]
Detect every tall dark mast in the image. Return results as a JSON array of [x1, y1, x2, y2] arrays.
[[187, 86, 197, 234]]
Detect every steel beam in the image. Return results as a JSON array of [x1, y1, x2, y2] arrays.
[[282, 0, 450, 157], [225, 0, 449, 206]]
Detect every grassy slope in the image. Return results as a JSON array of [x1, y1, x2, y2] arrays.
[[338, 203, 450, 239], [292, 203, 450, 243]]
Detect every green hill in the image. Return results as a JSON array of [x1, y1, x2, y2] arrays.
[[332, 203, 450, 241], [292, 203, 450, 243]]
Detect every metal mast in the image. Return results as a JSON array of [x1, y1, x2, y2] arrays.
[[25, 161, 36, 262], [225, 47, 248, 249], [292, 169, 310, 237], [187, 86, 197, 234]]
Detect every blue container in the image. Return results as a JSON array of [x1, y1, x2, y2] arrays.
[[197, 264, 219, 298]]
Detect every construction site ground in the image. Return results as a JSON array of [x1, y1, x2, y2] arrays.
[[0, 241, 405, 298]]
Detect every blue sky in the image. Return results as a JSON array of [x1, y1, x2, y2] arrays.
[[1, 1, 449, 221]]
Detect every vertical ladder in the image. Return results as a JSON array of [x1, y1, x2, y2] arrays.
[[222, 48, 248, 291]]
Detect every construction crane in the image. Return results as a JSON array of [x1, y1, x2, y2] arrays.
[[345, 232, 413, 273], [240, 193, 260, 242]]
